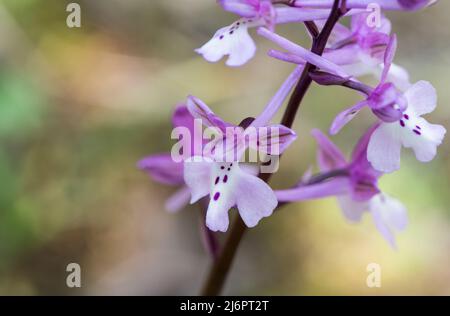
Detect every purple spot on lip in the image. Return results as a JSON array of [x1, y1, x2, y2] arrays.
[[220, 166, 225, 170], [215, 177, 220, 185], [400, 120, 405, 127], [229, 30, 234, 35], [219, 35, 224, 40], [404, 114, 409, 120], [223, 175, 228, 183], [227, 168, 231, 171], [416, 125, 421, 130], [213, 192, 220, 201], [413, 130, 421, 135]]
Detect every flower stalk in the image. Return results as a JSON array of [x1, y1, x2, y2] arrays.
[[200, 0, 345, 296]]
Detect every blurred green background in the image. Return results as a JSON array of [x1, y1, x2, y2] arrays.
[[0, 0, 449, 295]]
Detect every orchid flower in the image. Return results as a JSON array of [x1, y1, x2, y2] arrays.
[[275, 128, 408, 248], [260, 26, 446, 173], [322, 12, 411, 90], [367, 80, 446, 173], [184, 95, 297, 232], [196, 0, 338, 66], [326, 35, 446, 173], [137, 105, 197, 213]]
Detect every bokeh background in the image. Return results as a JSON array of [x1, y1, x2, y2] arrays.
[[0, 0, 449, 295]]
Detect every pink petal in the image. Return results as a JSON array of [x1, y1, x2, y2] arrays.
[[371, 206, 397, 249], [165, 186, 192, 213], [351, 123, 380, 166], [324, 45, 360, 66], [275, 7, 333, 24], [311, 129, 347, 172], [275, 177, 351, 202], [219, 0, 258, 17], [330, 100, 368, 135], [206, 195, 235, 232], [172, 104, 193, 130], [186, 95, 232, 132], [367, 124, 402, 173], [404, 81, 437, 116], [137, 153, 184, 185], [369, 193, 408, 249], [380, 34, 397, 83], [235, 170, 277, 227], [337, 196, 367, 223], [183, 157, 213, 203], [249, 124, 297, 155], [257, 27, 349, 78], [384, 63, 411, 91]]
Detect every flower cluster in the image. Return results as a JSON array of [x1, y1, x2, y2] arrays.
[[139, 0, 444, 249]]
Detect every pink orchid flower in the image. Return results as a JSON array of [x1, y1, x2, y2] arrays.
[[276, 127, 408, 248], [184, 95, 297, 232]]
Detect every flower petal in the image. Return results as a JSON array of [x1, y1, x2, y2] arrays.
[[351, 123, 380, 166], [337, 195, 367, 223], [367, 123, 402, 173], [186, 95, 232, 132], [137, 153, 184, 185], [172, 104, 193, 130], [369, 193, 408, 249], [275, 7, 333, 24], [235, 169, 277, 227], [275, 177, 351, 202], [311, 129, 347, 171], [165, 186, 192, 213], [257, 27, 349, 78], [219, 0, 258, 17], [383, 63, 411, 91], [324, 45, 360, 66], [206, 196, 234, 232], [330, 100, 368, 135], [380, 34, 397, 83], [248, 124, 297, 155], [184, 157, 213, 203], [196, 19, 258, 67], [400, 117, 446, 162], [404, 81, 437, 116]]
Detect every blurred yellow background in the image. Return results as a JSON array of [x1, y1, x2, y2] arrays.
[[0, 0, 449, 295]]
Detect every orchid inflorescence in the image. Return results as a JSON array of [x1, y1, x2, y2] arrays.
[[139, 0, 444, 275]]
